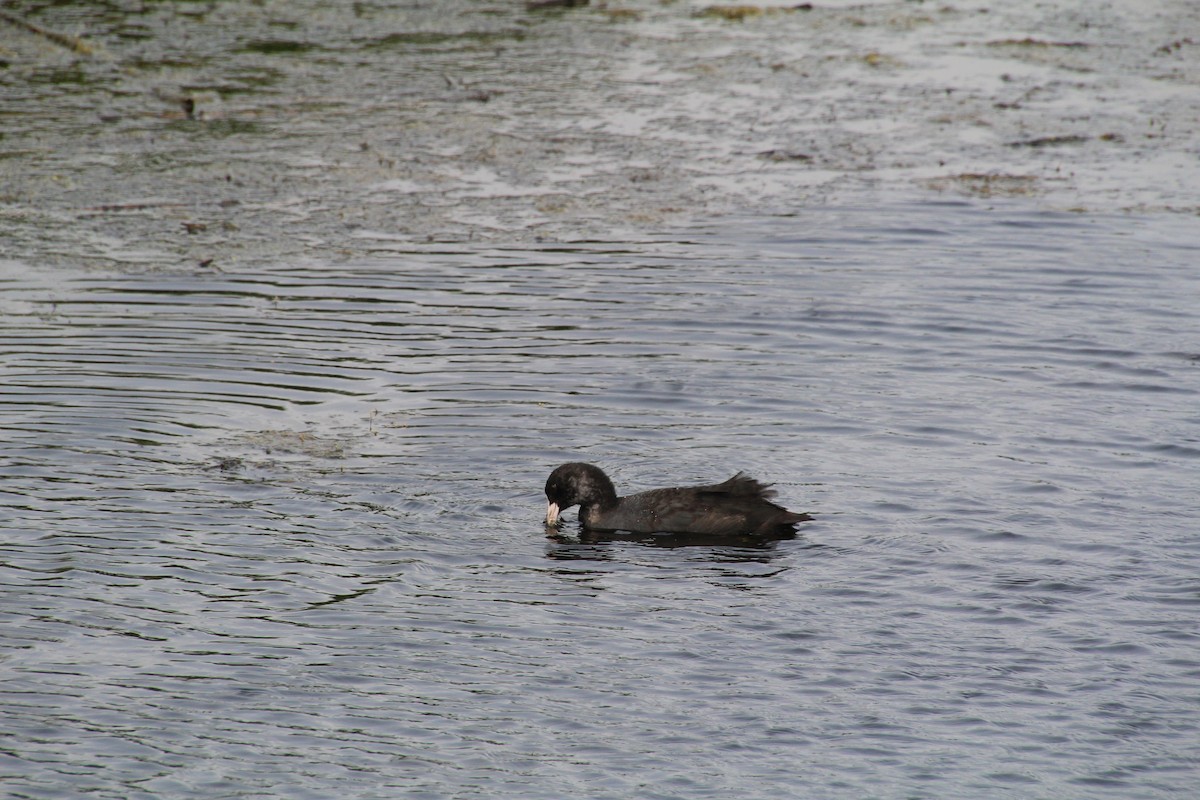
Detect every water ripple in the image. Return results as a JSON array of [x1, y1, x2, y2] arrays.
[[3, 204, 1200, 798]]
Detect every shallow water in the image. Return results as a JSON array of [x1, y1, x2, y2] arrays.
[[4, 0, 1200, 795], [3, 201, 1199, 798], [3, 0, 1198, 272]]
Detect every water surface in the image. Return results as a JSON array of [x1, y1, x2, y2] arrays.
[[3, 201, 1198, 798]]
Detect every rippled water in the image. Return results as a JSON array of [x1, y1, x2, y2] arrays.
[[3, 201, 1199, 798]]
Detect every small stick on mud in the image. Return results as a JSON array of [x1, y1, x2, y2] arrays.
[[0, 9, 94, 55]]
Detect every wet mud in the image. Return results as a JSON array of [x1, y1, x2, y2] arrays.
[[2, 0, 1197, 270]]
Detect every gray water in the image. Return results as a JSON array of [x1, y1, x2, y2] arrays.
[[4, 0, 1200, 795], [3, 201, 1199, 798]]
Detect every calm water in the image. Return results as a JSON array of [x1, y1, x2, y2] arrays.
[[3, 201, 1199, 798]]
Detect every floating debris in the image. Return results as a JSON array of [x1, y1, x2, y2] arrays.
[[987, 37, 1090, 49], [1008, 134, 1090, 148], [526, 0, 589, 10], [927, 172, 1040, 198], [697, 5, 812, 22], [0, 9, 94, 54], [757, 149, 813, 162]]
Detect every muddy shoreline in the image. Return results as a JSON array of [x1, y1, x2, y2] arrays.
[[2, 0, 1197, 270]]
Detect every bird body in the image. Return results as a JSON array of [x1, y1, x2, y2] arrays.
[[544, 462, 809, 536]]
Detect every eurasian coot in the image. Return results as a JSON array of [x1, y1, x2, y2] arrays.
[[544, 462, 810, 536]]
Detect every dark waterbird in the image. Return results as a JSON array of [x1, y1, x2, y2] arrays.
[[544, 462, 810, 537]]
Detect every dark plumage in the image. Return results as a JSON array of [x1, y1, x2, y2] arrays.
[[544, 462, 810, 536]]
